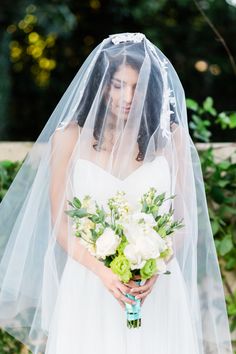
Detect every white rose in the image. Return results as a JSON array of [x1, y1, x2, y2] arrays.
[[121, 221, 144, 243], [135, 234, 161, 260], [123, 244, 146, 270], [156, 258, 167, 274], [150, 229, 168, 252], [95, 228, 120, 259]]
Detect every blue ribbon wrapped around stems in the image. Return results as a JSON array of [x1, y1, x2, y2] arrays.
[[125, 279, 142, 328]]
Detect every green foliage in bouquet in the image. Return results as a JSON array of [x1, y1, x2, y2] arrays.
[[65, 188, 185, 330], [140, 258, 157, 280], [110, 255, 132, 284], [66, 188, 184, 284], [140, 188, 184, 237]]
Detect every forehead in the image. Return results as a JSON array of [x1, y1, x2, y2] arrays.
[[112, 64, 139, 84]]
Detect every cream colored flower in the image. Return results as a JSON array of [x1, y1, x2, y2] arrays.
[[95, 227, 121, 259], [82, 196, 97, 214], [123, 244, 146, 270], [136, 234, 161, 260]]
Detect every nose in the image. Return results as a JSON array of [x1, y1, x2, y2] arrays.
[[124, 86, 134, 105]]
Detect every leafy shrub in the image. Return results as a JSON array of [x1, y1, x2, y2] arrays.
[[187, 97, 236, 334]]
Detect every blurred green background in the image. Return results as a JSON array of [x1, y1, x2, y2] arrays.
[[0, 0, 236, 142]]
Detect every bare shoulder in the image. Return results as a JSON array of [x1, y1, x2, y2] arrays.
[[53, 121, 82, 142], [51, 122, 82, 156]]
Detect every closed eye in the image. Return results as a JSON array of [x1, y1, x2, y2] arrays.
[[112, 83, 121, 89]]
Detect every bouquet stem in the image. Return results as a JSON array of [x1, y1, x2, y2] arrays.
[[125, 279, 142, 328]]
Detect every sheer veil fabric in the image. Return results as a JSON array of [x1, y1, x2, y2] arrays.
[[0, 33, 232, 353]]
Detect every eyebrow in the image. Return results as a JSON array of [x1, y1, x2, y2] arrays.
[[112, 78, 136, 86], [112, 78, 124, 83]]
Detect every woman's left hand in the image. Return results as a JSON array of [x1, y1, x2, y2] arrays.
[[128, 274, 159, 305]]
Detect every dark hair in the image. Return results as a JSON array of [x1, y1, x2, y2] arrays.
[[76, 41, 177, 161]]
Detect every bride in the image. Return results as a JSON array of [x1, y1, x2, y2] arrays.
[[0, 33, 232, 354]]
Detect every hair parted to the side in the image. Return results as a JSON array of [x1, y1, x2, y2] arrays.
[[76, 40, 178, 161]]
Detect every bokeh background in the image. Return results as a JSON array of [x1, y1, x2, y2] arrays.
[[0, 0, 236, 353], [0, 0, 236, 141]]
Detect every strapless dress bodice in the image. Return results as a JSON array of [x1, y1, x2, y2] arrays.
[[72, 156, 171, 213]]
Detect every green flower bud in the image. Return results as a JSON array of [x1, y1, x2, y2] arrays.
[[140, 259, 157, 280], [110, 255, 132, 283]]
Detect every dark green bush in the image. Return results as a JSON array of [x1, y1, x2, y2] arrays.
[[187, 97, 236, 335]]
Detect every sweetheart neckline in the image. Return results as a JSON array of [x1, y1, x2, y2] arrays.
[[74, 156, 167, 183]]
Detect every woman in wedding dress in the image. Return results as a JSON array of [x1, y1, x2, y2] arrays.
[[0, 33, 232, 354]]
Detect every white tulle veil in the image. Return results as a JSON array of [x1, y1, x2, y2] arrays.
[[0, 32, 232, 353]]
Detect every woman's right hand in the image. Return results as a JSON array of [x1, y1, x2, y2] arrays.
[[98, 266, 136, 309]]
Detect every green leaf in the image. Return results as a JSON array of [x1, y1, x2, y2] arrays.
[[0, 160, 13, 168], [229, 112, 236, 128], [211, 220, 219, 235], [65, 208, 88, 218], [186, 98, 199, 111], [203, 97, 216, 116], [217, 180, 229, 188], [219, 235, 234, 256], [218, 161, 231, 170], [214, 239, 220, 252], [72, 197, 82, 209], [216, 112, 231, 129], [229, 112, 236, 129], [225, 257, 236, 271], [65, 210, 77, 217]]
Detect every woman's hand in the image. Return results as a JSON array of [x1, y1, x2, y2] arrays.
[[129, 274, 159, 305], [98, 266, 137, 309]]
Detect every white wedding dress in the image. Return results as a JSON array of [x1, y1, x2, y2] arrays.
[[45, 156, 200, 354]]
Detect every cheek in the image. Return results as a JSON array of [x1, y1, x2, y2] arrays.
[[110, 88, 122, 106]]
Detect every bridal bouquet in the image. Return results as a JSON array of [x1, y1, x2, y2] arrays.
[[65, 187, 184, 328]]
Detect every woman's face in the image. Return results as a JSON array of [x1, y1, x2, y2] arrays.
[[108, 64, 139, 120]]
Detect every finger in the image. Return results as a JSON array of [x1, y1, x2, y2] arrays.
[[130, 275, 158, 293], [125, 279, 137, 288], [130, 283, 150, 294], [114, 289, 136, 305], [117, 283, 131, 295], [135, 289, 151, 300]]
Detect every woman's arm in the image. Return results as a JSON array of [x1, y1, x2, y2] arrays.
[[49, 123, 105, 277], [49, 123, 135, 307]]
